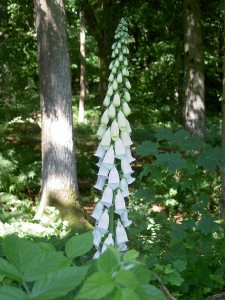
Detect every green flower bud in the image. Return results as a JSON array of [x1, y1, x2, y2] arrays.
[[108, 103, 116, 118], [122, 102, 131, 116], [123, 57, 128, 66], [103, 95, 111, 107], [113, 93, 121, 107], [118, 53, 124, 62], [112, 79, 118, 90], [107, 85, 113, 97], [117, 72, 123, 83], [122, 66, 128, 76], [114, 59, 119, 68], [125, 79, 131, 89], [124, 91, 131, 102], [118, 110, 127, 131], [101, 109, 109, 126], [112, 42, 117, 50], [109, 61, 114, 70], [111, 120, 119, 141], [112, 67, 117, 74], [108, 73, 114, 82]]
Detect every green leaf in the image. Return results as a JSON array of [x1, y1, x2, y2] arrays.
[[173, 259, 187, 272], [0, 286, 29, 300], [31, 266, 89, 300], [155, 128, 174, 143], [132, 265, 153, 284], [135, 188, 155, 202], [114, 288, 140, 300], [77, 271, 115, 299], [152, 153, 186, 173], [115, 269, 139, 289], [123, 249, 139, 263], [3, 235, 70, 282], [136, 141, 159, 157], [136, 284, 167, 300], [65, 231, 93, 258], [197, 214, 220, 235], [0, 257, 22, 282], [197, 146, 225, 171], [97, 247, 120, 273]]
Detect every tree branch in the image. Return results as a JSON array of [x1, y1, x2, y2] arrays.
[[206, 293, 225, 300], [154, 273, 177, 300]]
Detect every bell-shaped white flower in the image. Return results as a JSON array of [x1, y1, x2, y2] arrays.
[[98, 164, 110, 178], [97, 209, 109, 234], [114, 138, 126, 159], [125, 147, 135, 163], [101, 109, 109, 126], [118, 110, 127, 131], [122, 102, 131, 116], [111, 119, 119, 141], [93, 249, 101, 259], [114, 59, 119, 68], [116, 220, 129, 244], [103, 95, 111, 107], [124, 91, 131, 102], [123, 57, 128, 66], [117, 242, 128, 252], [121, 130, 133, 146], [93, 228, 102, 248], [121, 211, 132, 227], [93, 175, 106, 191], [109, 61, 114, 69], [121, 157, 134, 176], [97, 125, 107, 139], [94, 145, 106, 159], [125, 79, 131, 89], [108, 103, 116, 119], [124, 174, 135, 184], [113, 93, 120, 107], [120, 178, 130, 197], [102, 145, 115, 170], [108, 166, 120, 190], [96, 158, 103, 167], [126, 119, 132, 134], [108, 74, 114, 83], [102, 233, 114, 253], [100, 128, 111, 150], [100, 186, 113, 208], [118, 53, 123, 62], [115, 189, 126, 215], [91, 202, 104, 221]]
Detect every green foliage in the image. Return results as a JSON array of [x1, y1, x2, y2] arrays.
[[0, 235, 165, 300], [131, 127, 225, 299]]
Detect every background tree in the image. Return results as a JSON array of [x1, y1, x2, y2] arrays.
[[183, 0, 205, 140], [78, 10, 86, 123], [34, 0, 88, 226]]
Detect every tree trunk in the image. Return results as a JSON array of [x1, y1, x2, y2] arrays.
[[183, 0, 205, 140], [221, 0, 225, 229], [78, 10, 86, 123], [34, 0, 89, 227]]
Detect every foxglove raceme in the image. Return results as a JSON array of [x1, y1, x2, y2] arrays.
[[93, 17, 134, 257]]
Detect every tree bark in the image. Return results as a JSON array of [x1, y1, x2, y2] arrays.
[[34, 0, 89, 227], [183, 0, 205, 140], [221, 0, 225, 229], [78, 10, 86, 123]]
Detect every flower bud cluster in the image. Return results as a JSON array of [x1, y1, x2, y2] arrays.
[[92, 18, 135, 258]]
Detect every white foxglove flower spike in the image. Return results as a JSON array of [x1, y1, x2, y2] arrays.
[[93, 17, 134, 255]]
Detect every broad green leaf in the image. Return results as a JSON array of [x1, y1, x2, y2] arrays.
[[197, 146, 225, 171], [173, 259, 187, 272], [114, 288, 140, 300], [23, 251, 71, 281], [136, 141, 159, 157], [152, 153, 186, 173], [97, 247, 120, 273], [115, 269, 139, 289], [31, 265, 89, 300], [132, 265, 153, 284], [135, 188, 155, 202], [197, 214, 220, 235], [155, 128, 174, 143], [0, 257, 22, 282], [0, 286, 29, 300], [37, 242, 56, 252], [136, 284, 167, 300], [77, 271, 115, 299], [65, 231, 93, 258], [3, 235, 70, 282], [123, 249, 139, 263]]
